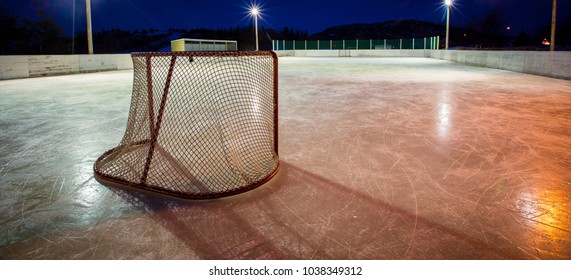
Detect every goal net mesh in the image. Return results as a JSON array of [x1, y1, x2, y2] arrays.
[[94, 51, 279, 199]]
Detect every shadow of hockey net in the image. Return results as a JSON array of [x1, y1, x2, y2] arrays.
[[94, 51, 279, 199]]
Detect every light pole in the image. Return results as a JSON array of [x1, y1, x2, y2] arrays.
[[72, 0, 75, 54], [445, 0, 452, 50], [250, 7, 260, 51], [86, 0, 94, 54], [550, 0, 557, 51]]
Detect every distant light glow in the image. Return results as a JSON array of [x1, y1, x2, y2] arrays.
[[542, 38, 551, 46], [506, 26, 511, 30], [445, 0, 452, 6]]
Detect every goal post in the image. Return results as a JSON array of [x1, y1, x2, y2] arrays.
[[94, 51, 279, 199]]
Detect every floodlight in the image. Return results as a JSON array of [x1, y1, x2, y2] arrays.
[[249, 6, 261, 51], [445, 0, 451, 50], [251, 7, 260, 16]]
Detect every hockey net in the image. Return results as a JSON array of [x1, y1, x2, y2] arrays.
[[94, 51, 279, 199]]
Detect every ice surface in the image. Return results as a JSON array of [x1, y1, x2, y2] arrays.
[[0, 57, 570, 259]]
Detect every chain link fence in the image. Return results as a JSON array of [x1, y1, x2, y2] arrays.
[[273, 36, 440, 51]]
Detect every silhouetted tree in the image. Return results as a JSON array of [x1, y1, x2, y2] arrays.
[[514, 31, 535, 47], [481, 12, 504, 36], [0, 7, 19, 54], [0, 5, 69, 54]]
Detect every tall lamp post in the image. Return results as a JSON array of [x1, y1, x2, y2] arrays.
[[72, 0, 75, 54], [250, 7, 260, 51], [550, 0, 557, 51], [86, 0, 94, 54], [445, 0, 452, 50]]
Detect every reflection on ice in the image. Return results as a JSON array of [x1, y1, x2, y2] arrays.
[[437, 88, 451, 140], [516, 186, 570, 258], [1, 58, 570, 259]]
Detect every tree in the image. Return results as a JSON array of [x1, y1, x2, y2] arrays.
[[481, 12, 504, 36], [0, 7, 19, 54], [514, 31, 534, 47], [0, 5, 69, 55]]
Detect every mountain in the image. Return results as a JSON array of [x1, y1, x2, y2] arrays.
[[310, 20, 446, 40], [307, 19, 511, 49]]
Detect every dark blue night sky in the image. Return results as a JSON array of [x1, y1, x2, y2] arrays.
[[2, 0, 569, 35]]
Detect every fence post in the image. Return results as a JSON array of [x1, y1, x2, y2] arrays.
[[413, 38, 415, 50], [305, 40, 307, 50], [330, 40, 332, 50], [356, 39, 358, 50], [343, 40, 345, 50], [370, 39, 372, 50], [293, 40, 296, 50], [424, 37, 426, 50], [384, 39, 386, 49], [400, 39, 402, 49], [317, 40, 320, 50]]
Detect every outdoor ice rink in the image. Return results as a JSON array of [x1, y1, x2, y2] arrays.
[[0, 57, 570, 259]]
